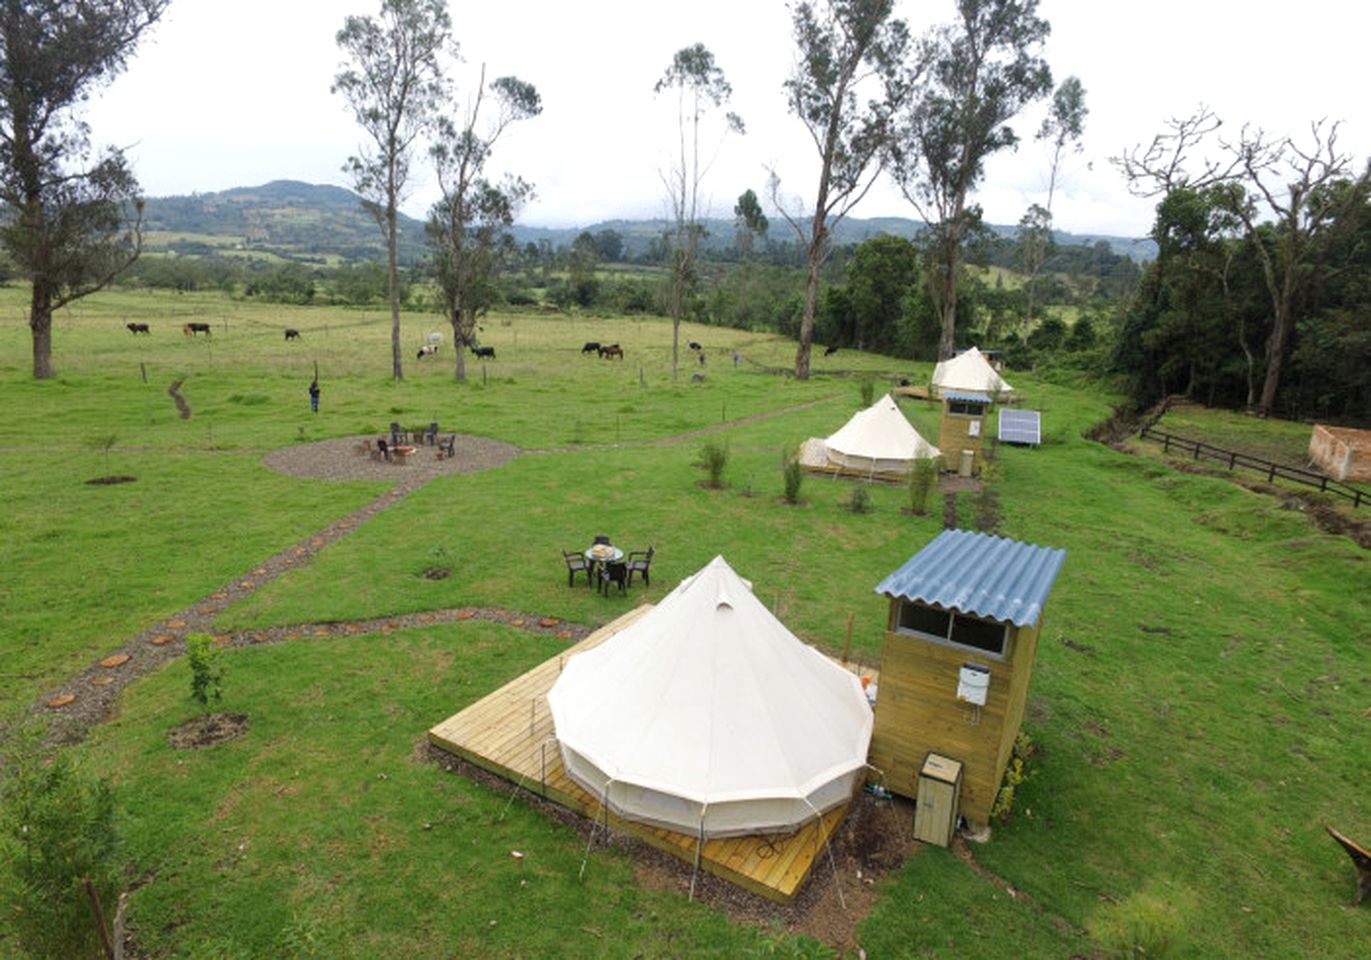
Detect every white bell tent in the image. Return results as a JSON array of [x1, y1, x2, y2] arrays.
[[931, 346, 1014, 401], [547, 556, 873, 839], [799, 393, 940, 481]]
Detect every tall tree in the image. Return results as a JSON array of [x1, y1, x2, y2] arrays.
[[655, 43, 742, 380], [733, 187, 768, 257], [889, 0, 1052, 360], [773, 0, 909, 380], [428, 68, 540, 382], [0, 0, 168, 379], [334, 0, 450, 382], [1116, 109, 1371, 416], [1018, 75, 1086, 344], [1223, 124, 1370, 416]]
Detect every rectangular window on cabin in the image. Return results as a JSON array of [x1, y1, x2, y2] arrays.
[[897, 602, 1008, 657], [898, 603, 950, 637], [947, 401, 986, 416], [950, 614, 1007, 655]]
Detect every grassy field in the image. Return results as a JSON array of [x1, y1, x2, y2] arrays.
[[2, 287, 1368, 958]]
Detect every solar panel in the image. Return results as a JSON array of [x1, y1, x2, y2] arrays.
[[999, 409, 1041, 446]]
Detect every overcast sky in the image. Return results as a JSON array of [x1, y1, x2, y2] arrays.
[[85, 0, 1368, 239]]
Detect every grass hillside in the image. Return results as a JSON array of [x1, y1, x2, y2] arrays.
[[1, 288, 1366, 958], [142, 180, 429, 265]]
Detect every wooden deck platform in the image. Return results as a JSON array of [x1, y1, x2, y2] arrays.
[[428, 606, 857, 903]]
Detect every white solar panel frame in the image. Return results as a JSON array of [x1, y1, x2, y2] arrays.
[[999, 409, 1041, 446]]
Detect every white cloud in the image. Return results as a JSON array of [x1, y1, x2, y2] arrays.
[[84, 0, 1368, 238]]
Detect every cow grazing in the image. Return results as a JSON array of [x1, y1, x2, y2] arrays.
[[688, 341, 702, 351], [581, 341, 601, 355], [823, 344, 839, 356], [284, 328, 301, 341], [126, 322, 150, 334], [183, 322, 211, 336], [417, 344, 439, 359], [472, 345, 496, 360], [599, 344, 624, 360]]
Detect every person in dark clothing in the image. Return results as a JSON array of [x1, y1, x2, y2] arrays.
[[309, 379, 320, 413]]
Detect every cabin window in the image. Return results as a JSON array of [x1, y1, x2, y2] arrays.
[[947, 400, 987, 416], [897, 601, 1008, 657]]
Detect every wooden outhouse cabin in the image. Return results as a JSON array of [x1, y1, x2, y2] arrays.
[[870, 530, 1066, 831], [938, 391, 993, 477]]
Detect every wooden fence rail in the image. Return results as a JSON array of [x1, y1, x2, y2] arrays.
[[1138, 426, 1367, 509]]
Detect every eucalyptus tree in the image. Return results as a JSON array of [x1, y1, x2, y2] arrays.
[[0, 0, 168, 379], [334, 0, 451, 382], [1018, 75, 1086, 344], [427, 69, 540, 382], [655, 43, 743, 380], [773, 0, 909, 380], [733, 187, 768, 257], [889, 0, 1053, 360]]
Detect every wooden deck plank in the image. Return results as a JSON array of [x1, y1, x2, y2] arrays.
[[427, 603, 863, 904]]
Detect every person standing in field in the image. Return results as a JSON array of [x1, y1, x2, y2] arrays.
[[309, 379, 320, 413]]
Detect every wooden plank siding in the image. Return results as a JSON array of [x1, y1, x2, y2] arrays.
[[938, 403, 987, 475], [869, 612, 1042, 828], [427, 604, 856, 903]]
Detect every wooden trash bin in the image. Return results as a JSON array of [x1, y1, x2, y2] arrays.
[[914, 753, 963, 847]]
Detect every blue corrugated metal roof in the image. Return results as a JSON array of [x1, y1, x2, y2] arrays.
[[944, 390, 992, 403], [874, 529, 1065, 627]]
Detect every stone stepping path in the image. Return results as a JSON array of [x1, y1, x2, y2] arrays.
[[34, 477, 592, 744], [33, 399, 841, 742]]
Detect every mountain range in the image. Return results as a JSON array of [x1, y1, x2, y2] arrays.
[[140, 179, 1156, 265]]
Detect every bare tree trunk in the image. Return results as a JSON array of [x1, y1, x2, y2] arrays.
[[387, 201, 403, 382], [29, 284, 53, 379], [450, 305, 468, 382], [671, 258, 685, 380], [795, 253, 821, 381], [794, 180, 831, 380], [938, 219, 962, 360], [1257, 301, 1293, 416]]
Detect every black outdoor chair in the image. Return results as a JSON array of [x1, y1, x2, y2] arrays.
[[625, 546, 654, 587], [377, 437, 391, 462], [563, 550, 591, 587], [592, 534, 611, 546], [389, 421, 403, 447], [437, 434, 456, 459], [599, 560, 628, 595], [425, 422, 439, 446]]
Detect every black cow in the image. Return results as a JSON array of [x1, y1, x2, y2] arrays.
[[472, 345, 496, 360], [823, 344, 839, 356], [284, 328, 301, 341], [688, 341, 702, 351], [183, 322, 211, 336], [581, 341, 601, 354], [126, 322, 150, 334]]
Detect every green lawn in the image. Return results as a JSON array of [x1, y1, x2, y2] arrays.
[[2, 288, 1367, 958]]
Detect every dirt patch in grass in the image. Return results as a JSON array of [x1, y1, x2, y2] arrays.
[[85, 475, 137, 486], [423, 744, 913, 953], [167, 712, 249, 749]]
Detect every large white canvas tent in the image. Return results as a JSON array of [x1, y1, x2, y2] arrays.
[[547, 556, 873, 839], [799, 393, 940, 481], [931, 346, 1014, 401]]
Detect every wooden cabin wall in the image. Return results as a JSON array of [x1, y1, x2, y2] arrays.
[[937, 406, 987, 474], [870, 627, 1017, 826], [994, 617, 1042, 778]]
